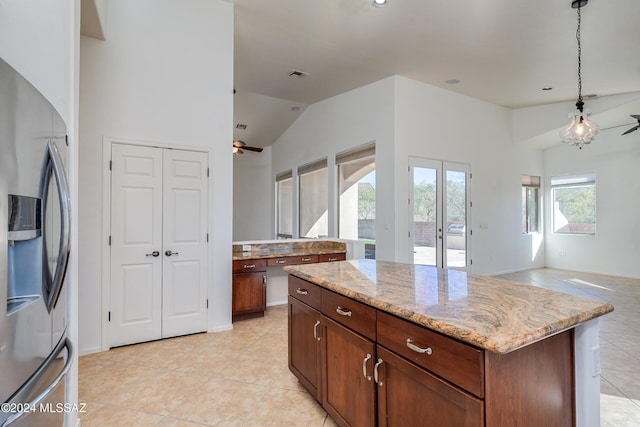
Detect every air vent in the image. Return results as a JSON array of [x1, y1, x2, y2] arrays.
[[235, 123, 247, 130], [288, 69, 309, 78]]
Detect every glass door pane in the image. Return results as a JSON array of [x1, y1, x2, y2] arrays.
[[412, 166, 439, 266], [445, 169, 467, 268]]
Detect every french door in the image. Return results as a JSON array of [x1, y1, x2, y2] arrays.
[[109, 143, 209, 347], [409, 158, 470, 270]]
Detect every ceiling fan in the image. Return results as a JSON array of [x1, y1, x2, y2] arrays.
[[622, 115, 640, 135], [232, 140, 263, 154]]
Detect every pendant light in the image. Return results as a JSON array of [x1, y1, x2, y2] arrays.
[[559, 0, 599, 149]]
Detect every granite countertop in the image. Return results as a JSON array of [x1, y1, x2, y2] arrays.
[[233, 240, 346, 261], [283, 259, 614, 354]]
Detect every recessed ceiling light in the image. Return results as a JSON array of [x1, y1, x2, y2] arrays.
[[291, 106, 300, 112], [372, 0, 387, 7], [445, 79, 460, 84], [542, 87, 553, 91]]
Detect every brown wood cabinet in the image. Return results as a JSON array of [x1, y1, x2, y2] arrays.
[[232, 260, 267, 322], [288, 275, 575, 427]]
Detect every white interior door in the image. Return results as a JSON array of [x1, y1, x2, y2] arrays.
[[162, 149, 208, 338], [110, 143, 208, 347], [110, 144, 163, 347], [409, 158, 471, 271]]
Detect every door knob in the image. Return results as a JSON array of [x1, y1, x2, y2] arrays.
[[165, 250, 179, 256], [146, 251, 160, 257]]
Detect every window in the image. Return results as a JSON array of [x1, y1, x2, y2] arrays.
[[522, 174, 540, 233], [551, 173, 596, 234], [298, 159, 328, 238], [337, 143, 376, 259], [276, 170, 293, 239]]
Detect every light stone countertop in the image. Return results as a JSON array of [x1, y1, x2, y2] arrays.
[[283, 259, 614, 354], [232, 240, 346, 261]]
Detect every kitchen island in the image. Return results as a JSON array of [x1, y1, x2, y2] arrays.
[[284, 260, 614, 427]]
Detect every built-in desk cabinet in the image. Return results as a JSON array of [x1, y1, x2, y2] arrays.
[[288, 275, 574, 427], [233, 252, 345, 322]]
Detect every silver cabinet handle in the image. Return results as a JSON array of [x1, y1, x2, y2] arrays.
[[243, 264, 256, 269], [39, 140, 71, 313], [362, 353, 372, 381], [374, 358, 384, 386], [276, 259, 286, 264], [296, 288, 308, 295], [263, 275, 267, 286], [336, 306, 352, 317], [327, 257, 338, 262], [313, 320, 321, 341], [406, 338, 433, 355], [146, 251, 160, 257], [302, 257, 312, 262], [165, 250, 179, 256]]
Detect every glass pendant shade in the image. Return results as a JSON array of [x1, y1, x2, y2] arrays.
[[559, 108, 599, 149]]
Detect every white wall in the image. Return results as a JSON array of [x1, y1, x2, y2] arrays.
[[269, 76, 545, 274], [79, 0, 233, 354], [393, 77, 545, 274], [272, 77, 397, 259], [0, 1, 80, 425], [233, 147, 273, 241], [544, 128, 640, 278]]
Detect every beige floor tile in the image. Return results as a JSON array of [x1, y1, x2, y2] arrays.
[[79, 362, 157, 402], [169, 378, 268, 426], [216, 353, 288, 386], [78, 404, 164, 427], [109, 370, 208, 415], [601, 393, 640, 427], [241, 387, 328, 427]]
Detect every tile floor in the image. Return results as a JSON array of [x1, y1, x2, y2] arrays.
[[78, 268, 640, 426]]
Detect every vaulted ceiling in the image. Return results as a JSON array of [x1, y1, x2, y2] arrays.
[[232, 0, 640, 147]]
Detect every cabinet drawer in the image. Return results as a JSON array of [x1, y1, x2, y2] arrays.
[[268, 255, 319, 267], [288, 276, 322, 310], [318, 253, 346, 263], [233, 259, 267, 273], [377, 311, 485, 398], [322, 290, 376, 340]]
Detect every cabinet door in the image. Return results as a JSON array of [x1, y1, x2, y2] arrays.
[[376, 346, 484, 427], [322, 316, 376, 427], [288, 296, 322, 400], [232, 272, 266, 321]]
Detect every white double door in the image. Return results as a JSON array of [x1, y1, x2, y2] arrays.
[[109, 143, 208, 347], [409, 158, 471, 270]]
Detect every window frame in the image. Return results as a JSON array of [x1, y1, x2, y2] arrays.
[[521, 174, 540, 234], [550, 173, 596, 235], [275, 170, 293, 239]]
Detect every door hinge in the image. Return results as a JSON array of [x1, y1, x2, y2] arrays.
[[470, 173, 473, 179], [470, 229, 473, 235], [408, 166, 410, 172], [206, 233, 209, 242], [108, 235, 111, 246], [109, 160, 112, 171], [206, 299, 209, 309], [470, 201, 473, 207], [108, 311, 111, 322], [207, 167, 210, 177], [408, 198, 410, 205], [470, 259, 473, 265], [65, 134, 69, 146], [408, 231, 411, 238]]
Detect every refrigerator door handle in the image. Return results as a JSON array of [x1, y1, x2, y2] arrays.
[[39, 139, 71, 313], [1, 338, 73, 426]]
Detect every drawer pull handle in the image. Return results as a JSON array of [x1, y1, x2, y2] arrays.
[[313, 320, 321, 341], [327, 257, 338, 262], [302, 257, 312, 262], [362, 353, 372, 381], [406, 339, 432, 355], [277, 260, 286, 264], [336, 306, 352, 317], [296, 288, 308, 295], [243, 264, 256, 269], [374, 358, 384, 386]]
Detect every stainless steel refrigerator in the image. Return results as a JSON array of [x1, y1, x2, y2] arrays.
[[1, 57, 72, 426]]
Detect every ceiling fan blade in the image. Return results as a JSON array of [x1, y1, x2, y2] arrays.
[[630, 115, 640, 120], [622, 125, 639, 135], [233, 140, 246, 148], [242, 146, 264, 152]]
